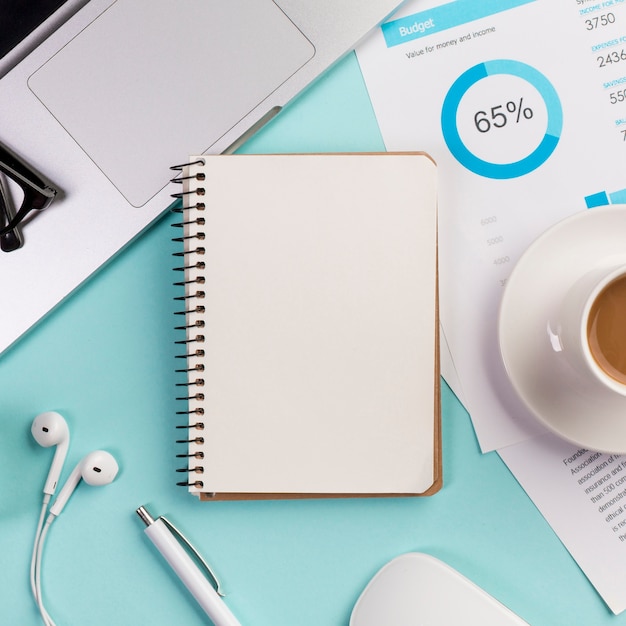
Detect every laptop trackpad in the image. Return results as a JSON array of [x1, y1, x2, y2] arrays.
[[28, 0, 314, 207]]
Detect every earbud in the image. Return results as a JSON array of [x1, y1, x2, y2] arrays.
[[29, 417, 120, 626], [31, 411, 70, 496], [49, 450, 118, 517]]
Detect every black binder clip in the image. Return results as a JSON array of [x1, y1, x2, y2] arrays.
[[0, 142, 57, 252]]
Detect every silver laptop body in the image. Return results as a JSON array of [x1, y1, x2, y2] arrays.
[[0, 0, 402, 353]]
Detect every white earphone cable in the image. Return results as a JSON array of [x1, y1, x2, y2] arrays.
[[30, 495, 50, 603], [30, 413, 119, 625], [35, 515, 57, 626]]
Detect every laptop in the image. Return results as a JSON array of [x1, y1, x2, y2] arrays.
[[0, 0, 403, 354]]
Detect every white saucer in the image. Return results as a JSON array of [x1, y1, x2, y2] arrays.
[[499, 205, 626, 453]]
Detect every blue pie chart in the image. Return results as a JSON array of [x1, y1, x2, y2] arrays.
[[441, 60, 562, 179]]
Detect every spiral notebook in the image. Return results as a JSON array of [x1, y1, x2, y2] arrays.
[[172, 153, 441, 500]]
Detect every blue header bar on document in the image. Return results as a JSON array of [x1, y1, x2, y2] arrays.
[[381, 0, 536, 48]]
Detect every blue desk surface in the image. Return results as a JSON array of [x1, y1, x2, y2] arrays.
[[1, 53, 624, 626]]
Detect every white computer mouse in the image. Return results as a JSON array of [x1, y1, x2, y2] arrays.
[[350, 553, 528, 626]]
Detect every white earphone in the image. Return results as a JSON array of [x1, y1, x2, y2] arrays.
[[31, 411, 70, 496], [31, 411, 119, 626], [49, 450, 119, 517]]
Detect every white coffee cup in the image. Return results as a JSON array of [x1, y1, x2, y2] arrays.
[[555, 264, 626, 397]]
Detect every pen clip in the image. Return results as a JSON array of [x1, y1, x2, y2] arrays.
[[160, 515, 225, 597]]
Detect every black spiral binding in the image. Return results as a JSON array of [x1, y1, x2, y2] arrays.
[[171, 159, 207, 490]]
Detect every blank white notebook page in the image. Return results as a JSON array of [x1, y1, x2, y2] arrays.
[[182, 153, 438, 495]]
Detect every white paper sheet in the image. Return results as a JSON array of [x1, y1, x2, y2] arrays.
[[499, 436, 626, 615], [356, 0, 626, 452], [355, 0, 626, 611]]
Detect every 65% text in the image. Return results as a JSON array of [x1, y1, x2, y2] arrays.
[[474, 98, 534, 133]]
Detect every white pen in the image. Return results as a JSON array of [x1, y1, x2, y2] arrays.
[[136, 505, 242, 626]]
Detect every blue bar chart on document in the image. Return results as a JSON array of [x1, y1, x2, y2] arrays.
[[356, 0, 626, 453]]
